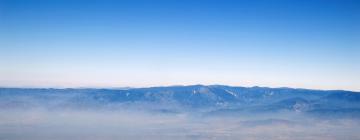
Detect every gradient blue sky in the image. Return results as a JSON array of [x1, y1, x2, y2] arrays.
[[0, 0, 359, 90]]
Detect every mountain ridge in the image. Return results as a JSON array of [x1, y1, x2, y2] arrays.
[[1, 84, 358, 93], [1, 85, 360, 117]]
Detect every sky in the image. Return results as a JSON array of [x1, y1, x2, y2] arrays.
[[0, 0, 359, 91]]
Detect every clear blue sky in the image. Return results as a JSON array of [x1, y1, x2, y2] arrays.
[[0, 0, 359, 90]]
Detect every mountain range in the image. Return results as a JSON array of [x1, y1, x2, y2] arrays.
[[1, 85, 360, 117]]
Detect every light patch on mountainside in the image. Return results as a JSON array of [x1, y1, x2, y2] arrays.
[[224, 89, 237, 97]]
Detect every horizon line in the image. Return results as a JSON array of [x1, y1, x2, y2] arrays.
[[0, 84, 358, 92]]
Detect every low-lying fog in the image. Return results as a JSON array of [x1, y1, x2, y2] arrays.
[[1, 109, 359, 140]]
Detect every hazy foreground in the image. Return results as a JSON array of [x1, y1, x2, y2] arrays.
[[1, 86, 360, 140], [1, 109, 360, 140]]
